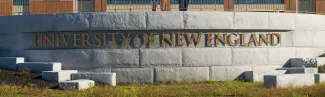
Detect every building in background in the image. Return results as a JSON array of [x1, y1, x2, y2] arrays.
[[0, 0, 325, 16]]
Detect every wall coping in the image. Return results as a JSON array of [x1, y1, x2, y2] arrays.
[[0, 11, 324, 33]]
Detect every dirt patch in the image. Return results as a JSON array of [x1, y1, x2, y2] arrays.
[[0, 69, 58, 89]]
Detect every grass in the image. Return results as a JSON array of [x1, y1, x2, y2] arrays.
[[18, 68, 30, 76], [1, 81, 325, 97]]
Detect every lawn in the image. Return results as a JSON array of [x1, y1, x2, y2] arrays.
[[1, 81, 325, 97]]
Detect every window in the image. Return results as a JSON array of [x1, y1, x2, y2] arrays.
[[107, 0, 152, 4], [234, 0, 284, 4], [107, 0, 225, 4], [13, 0, 30, 6], [106, 0, 285, 5]]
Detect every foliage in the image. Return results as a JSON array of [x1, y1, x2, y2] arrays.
[[18, 68, 30, 76], [319, 65, 325, 73], [1, 81, 325, 97]]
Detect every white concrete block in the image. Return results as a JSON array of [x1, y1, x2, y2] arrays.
[[264, 74, 314, 88], [71, 72, 116, 86], [0, 50, 95, 70], [51, 50, 93, 69], [245, 65, 285, 82], [53, 13, 90, 31], [24, 50, 54, 62], [268, 13, 295, 30], [93, 49, 139, 68], [232, 48, 268, 65], [184, 11, 234, 29], [18, 62, 61, 73], [296, 48, 325, 58], [276, 68, 318, 74], [315, 74, 325, 83], [211, 66, 252, 81], [0, 14, 53, 33], [42, 70, 78, 82], [182, 48, 232, 66], [0, 32, 25, 50], [146, 12, 184, 30], [312, 31, 325, 47], [0, 57, 24, 70], [292, 31, 313, 46], [280, 32, 293, 47], [80, 68, 111, 72], [111, 68, 153, 84], [295, 14, 325, 30], [140, 48, 181, 67], [89, 12, 146, 30], [289, 58, 304, 67], [316, 57, 325, 66], [234, 12, 268, 29], [155, 67, 209, 82], [59, 79, 95, 90], [268, 47, 295, 65]]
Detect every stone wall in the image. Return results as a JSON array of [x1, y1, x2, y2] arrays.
[[0, 11, 324, 83]]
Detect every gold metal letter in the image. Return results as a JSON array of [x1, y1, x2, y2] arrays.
[[43, 34, 55, 47], [227, 33, 239, 46], [134, 32, 149, 47], [73, 34, 81, 47], [162, 32, 175, 46], [33, 34, 42, 48], [240, 33, 247, 46], [259, 32, 270, 46], [102, 33, 107, 46], [206, 32, 214, 46], [248, 32, 258, 47], [110, 33, 117, 47], [185, 32, 202, 46], [61, 34, 72, 46], [216, 33, 228, 46], [81, 34, 92, 46], [55, 34, 60, 48], [176, 32, 183, 46], [149, 32, 157, 45], [120, 33, 131, 48], [94, 33, 102, 46], [271, 33, 281, 46]]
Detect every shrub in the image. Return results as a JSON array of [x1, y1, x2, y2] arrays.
[[318, 65, 325, 73], [18, 68, 29, 76]]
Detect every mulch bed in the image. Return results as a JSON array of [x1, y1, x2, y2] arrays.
[[0, 69, 58, 89]]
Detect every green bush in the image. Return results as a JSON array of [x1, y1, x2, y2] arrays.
[[318, 65, 325, 73], [18, 68, 29, 76]]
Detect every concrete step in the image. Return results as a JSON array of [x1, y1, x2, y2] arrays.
[[315, 73, 325, 83], [18, 62, 61, 73], [276, 67, 317, 74], [71, 72, 116, 86], [0, 57, 24, 70], [42, 70, 78, 82], [264, 74, 314, 88], [59, 79, 95, 90], [245, 70, 286, 82], [289, 58, 304, 67]]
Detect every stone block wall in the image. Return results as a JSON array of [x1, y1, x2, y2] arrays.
[[0, 11, 325, 83]]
